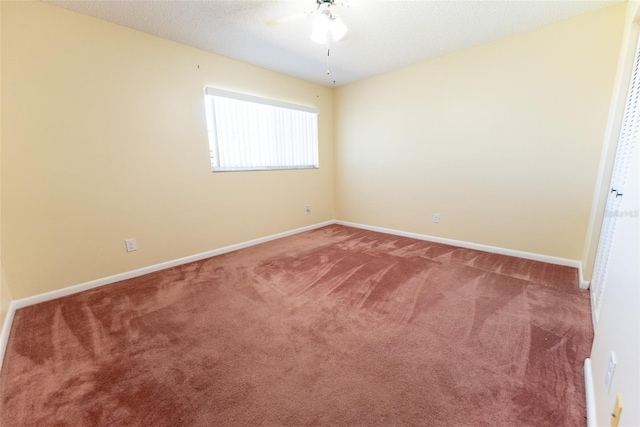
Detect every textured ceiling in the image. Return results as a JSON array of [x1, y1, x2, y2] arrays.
[[47, 0, 621, 87]]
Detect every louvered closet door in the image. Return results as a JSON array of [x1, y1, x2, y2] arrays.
[[591, 33, 640, 325]]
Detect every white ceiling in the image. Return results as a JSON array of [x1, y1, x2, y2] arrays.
[[47, 0, 620, 87]]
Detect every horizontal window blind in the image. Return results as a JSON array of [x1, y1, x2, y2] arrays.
[[204, 88, 319, 172]]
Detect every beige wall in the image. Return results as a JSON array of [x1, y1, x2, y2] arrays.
[[334, 4, 626, 261], [1, 2, 335, 299], [0, 1, 629, 302], [0, 1, 11, 330], [0, 266, 10, 334]]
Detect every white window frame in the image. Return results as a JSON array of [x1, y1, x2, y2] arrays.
[[204, 88, 320, 172]]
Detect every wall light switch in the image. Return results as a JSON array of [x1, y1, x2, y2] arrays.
[[433, 213, 440, 223]]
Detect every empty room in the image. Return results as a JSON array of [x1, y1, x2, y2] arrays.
[[0, 0, 638, 426]]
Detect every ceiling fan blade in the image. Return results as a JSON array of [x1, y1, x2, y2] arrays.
[[335, 0, 362, 8], [266, 10, 311, 27]]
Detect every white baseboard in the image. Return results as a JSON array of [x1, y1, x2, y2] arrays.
[[8, 220, 335, 311], [0, 301, 18, 372], [0, 219, 587, 371], [579, 267, 591, 290], [336, 220, 584, 275], [0, 221, 321, 372], [589, 286, 599, 331], [584, 358, 597, 427], [8, 220, 588, 310]]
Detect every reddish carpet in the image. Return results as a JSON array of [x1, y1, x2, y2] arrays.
[[0, 225, 592, 426]]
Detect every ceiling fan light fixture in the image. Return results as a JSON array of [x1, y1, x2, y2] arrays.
[[311, 8, 347, 44], [330, 15, 347, 41], [311, 31, 327, 44], [311, 10, 331, 44]]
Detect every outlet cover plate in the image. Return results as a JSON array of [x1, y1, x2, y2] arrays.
[[605, 351, 617, 393], [125, 238, 137, 252]]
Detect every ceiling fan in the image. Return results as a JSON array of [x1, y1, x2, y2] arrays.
[[268, 0, 350, 44], [267, 0, 352, 79], [311, 0, 348, 44]]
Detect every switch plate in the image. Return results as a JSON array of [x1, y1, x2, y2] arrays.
[[605, 351, 617, 393], [125, 238, 137, 252], [305, 205, 311, 215], [433, 213, 440, 223]]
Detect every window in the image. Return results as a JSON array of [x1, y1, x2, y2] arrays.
[[204, 88, 319, 172]]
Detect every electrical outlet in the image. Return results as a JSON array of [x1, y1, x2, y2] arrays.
[[305, 205, 311, 215], [433, 213, 440, 223], [125, 238, 137, 252], [605, 351, 617, 393]]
